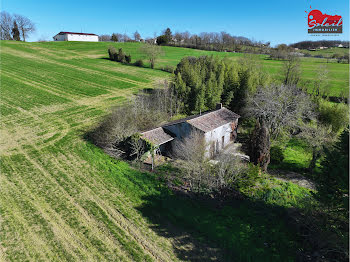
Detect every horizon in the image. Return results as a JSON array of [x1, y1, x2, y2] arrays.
[[1, 0, 349, 46]]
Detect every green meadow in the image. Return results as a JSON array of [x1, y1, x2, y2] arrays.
[[0, 40, 347, 261]]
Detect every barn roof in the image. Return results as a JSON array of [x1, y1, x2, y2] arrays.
[[57, 32, 98, 36], [140, 127, 174, 146], [187, 108, 240, 132]]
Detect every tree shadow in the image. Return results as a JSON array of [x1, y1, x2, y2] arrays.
[[136, 185, 300, 261]]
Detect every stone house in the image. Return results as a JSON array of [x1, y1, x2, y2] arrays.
[[140, 104, 240, 158]]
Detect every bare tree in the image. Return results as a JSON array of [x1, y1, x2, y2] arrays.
[[99, 34, 111, 42], [133, 31, 141, 41], [0, 11, 13, 40], [313, 65, 329, 96], [130, 134, 146, 168], [173, 130, 248, 192], [244, 84, 315, 170], [173, 130, 209, 191], [282, 54, 301, 86], [123, 33, 130, 42], [244, 84, 315, 137], [214, 154, 247, 191], [13, 14, 35, 42], [298, 123, 334, 171], [139, 43, 163, 69]]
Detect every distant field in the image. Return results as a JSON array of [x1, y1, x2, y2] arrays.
[[0, 41, 347, 261], [299, 47, 349, 57], [9, 41, 348, 96]]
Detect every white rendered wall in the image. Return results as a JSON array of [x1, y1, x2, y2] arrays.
[[66, 34, 98, 42], [204, 120, 238, 158]]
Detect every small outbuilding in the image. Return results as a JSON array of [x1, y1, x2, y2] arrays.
[[53, 32, 99, 42]]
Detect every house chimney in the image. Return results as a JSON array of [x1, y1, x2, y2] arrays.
[[216, 103, 222, 110]]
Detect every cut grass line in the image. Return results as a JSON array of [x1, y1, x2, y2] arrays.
[[43, 147, 176, 261], [7, 152, 130, 261]]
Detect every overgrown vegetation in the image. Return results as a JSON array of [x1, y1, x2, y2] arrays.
[[171, 55, 270, 114]]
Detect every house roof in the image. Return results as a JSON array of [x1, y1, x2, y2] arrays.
[[164, 107, 240, 133], [187, 108, 240, 132], [140, 127, 174, 146], [56, 32, 98, 36], [140, 107, 240, 145]]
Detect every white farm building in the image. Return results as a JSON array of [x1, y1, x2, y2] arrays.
[[53, 32, 99, 42]]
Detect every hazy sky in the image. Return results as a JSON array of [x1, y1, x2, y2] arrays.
[[2, 0, 349, 46]]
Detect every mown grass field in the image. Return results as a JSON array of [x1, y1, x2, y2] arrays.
[[0, 40, 347, 261], [299, 47, 349, 57]]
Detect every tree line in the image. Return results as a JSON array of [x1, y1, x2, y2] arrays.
[[156, 27, 271, 53], [290, 40, 349, 49], [0, 11, 36, 41], [171, 55, 270, 114], [100, 27, 271, 54]]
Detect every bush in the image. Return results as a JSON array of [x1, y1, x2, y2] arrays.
[[156, 35, 168, 45], [134, 59, 144, 67], [234, 163, 260, 191], [161, 65, 174, 73], [270, 146, 284, 164], [107, 47, 131, 64], [108, 46, 117, 60], [318, 101, 348, 133], [125, 55, 131, 64]]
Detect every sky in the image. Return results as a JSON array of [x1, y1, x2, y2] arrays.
[[1, 0, 349, 46]]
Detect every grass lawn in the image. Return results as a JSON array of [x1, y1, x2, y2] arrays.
[[0, 40, 346, 261]]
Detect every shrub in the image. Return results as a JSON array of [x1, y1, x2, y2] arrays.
[[270, 146, 284, 164], [318, 101, 348, 133], [156, 35, 168, 45], [134, 59, 144, 67], [234, 163, 260, 191], [125, 54, 131, 64], [108, 46, 117, 60], [162, 65, 174, 73]]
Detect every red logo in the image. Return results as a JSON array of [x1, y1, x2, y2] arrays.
[[306, 7, 342, 34]]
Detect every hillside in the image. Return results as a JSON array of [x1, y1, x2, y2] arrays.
[[0, 41, 348, 261]]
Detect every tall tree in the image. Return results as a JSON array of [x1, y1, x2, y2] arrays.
[[0, 11, 13, 40], [111, 33, 118, 42], [249, 119, 270, 172], [133, 31, 141, 41], [139, 43, 163, 69], [244, 84, 314, 137], [13, 14, 35, 42], [298, 123, 333, 171], [282, 54, 301, 86], [11, 20, 20, 41], [164, 27, 172, 43]]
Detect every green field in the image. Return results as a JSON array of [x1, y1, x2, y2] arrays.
[[299, 47, 349, 57], [0, 40, 347, 261]]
